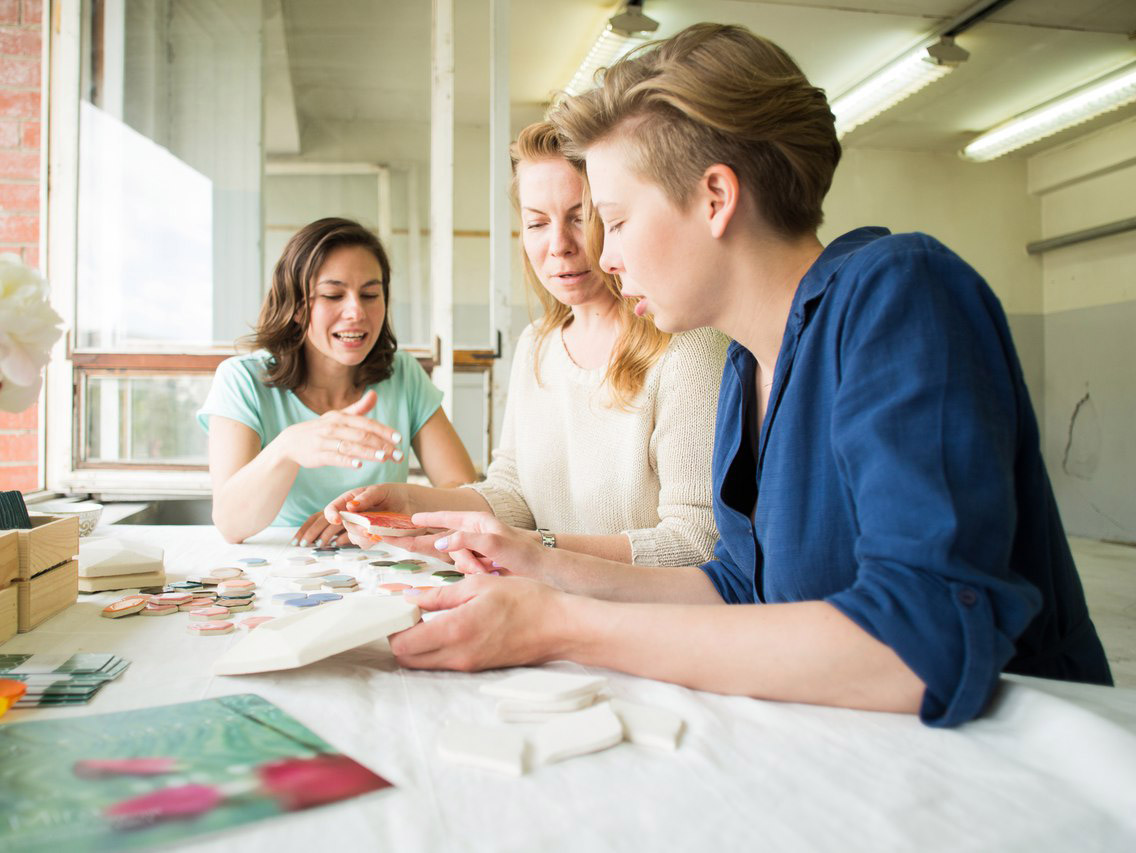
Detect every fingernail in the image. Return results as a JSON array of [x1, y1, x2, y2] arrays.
[[490, 571, 500, 576], [352, 459, 362, 468], [392, 449, 404, 462], [491, 561, 502, 568], [376, 449, 386, 461], [434, 537, 449, 550], [299, 540, 309, 547], [404, 588, 422, 597], [314, 539, 323, 547], [290, 538, 299, 546], [392, 431, 402, 443]]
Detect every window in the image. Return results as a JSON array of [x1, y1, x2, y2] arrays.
[[47, 0, 512, 495]]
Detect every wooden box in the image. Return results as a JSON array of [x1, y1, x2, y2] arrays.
[[0, 529, 18, 589], [16, 558, 78, 632], [14, 514, 80, 580], [0, 585, 16, 645]]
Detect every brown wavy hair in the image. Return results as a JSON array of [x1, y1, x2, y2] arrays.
[[549, 23, 841, 237], [510, 121, 670, 409], [245, 217, 398, 391]]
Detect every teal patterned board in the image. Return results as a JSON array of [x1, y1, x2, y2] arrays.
[[0, 694, 392, 852]]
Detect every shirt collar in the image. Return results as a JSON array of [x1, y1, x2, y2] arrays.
[[727, 226, 892, 371]]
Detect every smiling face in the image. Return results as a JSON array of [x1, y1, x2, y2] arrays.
[[586, 136, 717, 334], [301, 244, 387, 371], [516, 157, 612, 309]]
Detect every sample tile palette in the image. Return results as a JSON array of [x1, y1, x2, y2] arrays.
[[0, 653, 130, 707]]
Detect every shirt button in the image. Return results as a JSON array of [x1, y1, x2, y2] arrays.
[[957, 588, 979, 607]]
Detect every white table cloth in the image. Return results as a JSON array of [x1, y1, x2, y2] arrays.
[[3, 525, 1135, 851]]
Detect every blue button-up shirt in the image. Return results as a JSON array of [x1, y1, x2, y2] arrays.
[[700, 227, 1111, 727]]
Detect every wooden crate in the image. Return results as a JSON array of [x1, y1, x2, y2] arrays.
[[0, 585, 16, 645], [0, 529, 18, 589], [16, 558, 79, 632], [14, 514, 80, 580]]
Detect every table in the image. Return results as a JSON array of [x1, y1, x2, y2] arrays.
[[3, 525, 1136, 851]]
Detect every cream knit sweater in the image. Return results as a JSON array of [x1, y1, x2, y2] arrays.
[[467, 324, 729, 566]]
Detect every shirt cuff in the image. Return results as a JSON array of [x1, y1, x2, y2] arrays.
[[625, 526, 716, 567], [461, 482, 535, 530]]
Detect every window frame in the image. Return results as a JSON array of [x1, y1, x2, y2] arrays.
[[45, 0, 499, 498]]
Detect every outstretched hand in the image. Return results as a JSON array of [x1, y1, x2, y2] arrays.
[[276, 389, 405, 470], [324, 483, 415, 549], [410, 510, 550, 582]]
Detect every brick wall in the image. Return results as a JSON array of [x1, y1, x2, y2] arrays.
[[0, 0, 42, 493]]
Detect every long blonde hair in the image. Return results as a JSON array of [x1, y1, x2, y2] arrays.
[[509, 121, 670, 409]]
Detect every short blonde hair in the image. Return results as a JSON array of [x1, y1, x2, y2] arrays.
[[550, 23, 841, 236], [509, 121, 669, 409]]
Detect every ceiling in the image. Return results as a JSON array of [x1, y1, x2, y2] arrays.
[[273, 0, 1136, 158]]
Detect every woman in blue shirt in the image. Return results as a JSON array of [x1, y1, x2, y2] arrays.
[[198, 217, 475, 544], [358, 25, 1111, 727]]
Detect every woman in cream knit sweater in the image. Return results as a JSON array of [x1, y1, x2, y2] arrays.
[[327, 122, 727, 566]]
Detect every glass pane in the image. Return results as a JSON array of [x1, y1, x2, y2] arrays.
[[76, 0, 263, 350], [82, 374, 212, 465]]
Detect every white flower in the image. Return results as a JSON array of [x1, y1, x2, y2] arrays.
[[0, 253, 64, 412]]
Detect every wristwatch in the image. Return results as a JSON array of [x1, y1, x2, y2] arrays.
[[536, 528, 557, 549]]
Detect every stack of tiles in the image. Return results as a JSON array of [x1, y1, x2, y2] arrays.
[[214, 578, 257, 612], [0, 653, 130, 707], [96, 573, 259, 637], [320, 573, 359, 593], [8, 513, 80, 633], [77, 537, 166, 593], [437, 669, 685, 776]]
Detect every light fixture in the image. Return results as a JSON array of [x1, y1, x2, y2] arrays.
[[961, 61, 1136, 162], [830, 36, 969, 138], [565, 1, 659, 96]]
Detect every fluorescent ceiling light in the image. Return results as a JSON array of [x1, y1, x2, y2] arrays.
[[565, 2, 659, 97], [830, 37, 969, 138], [961, 62, 1136, 162]]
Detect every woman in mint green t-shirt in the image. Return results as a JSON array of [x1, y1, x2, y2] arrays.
[[197, 218, 475, 544]]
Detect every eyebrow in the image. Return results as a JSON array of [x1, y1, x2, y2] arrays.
[[521, 203, 584, 215], [314, 279, 383, 287]]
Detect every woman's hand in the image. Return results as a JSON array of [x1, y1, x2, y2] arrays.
[[274, 389, 404, 469], [411, 511, 552, 583], [389, 574, 568, 671], [292, 510, 350, 548], [324, 483, 414, 549]]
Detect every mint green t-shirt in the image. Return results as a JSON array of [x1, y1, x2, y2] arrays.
[[196, 350, 443, 528]]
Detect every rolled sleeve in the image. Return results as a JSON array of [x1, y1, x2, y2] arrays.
[[828, 240, 1043, 727], [699, 536, 751, 604]]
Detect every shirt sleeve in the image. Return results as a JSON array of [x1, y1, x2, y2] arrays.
[[624, 328, 727, 566], [399, 351, 445, 440], [464, 329, 537, 529], [196, 356, 266, 444], [699, 539, 750, 604], [822, 237, 1043, 728]]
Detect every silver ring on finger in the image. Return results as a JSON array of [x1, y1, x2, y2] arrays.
[[336, 439, 345, 455]]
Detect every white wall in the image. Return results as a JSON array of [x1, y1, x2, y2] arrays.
[[1028, 117, 1136, 542], [823, 147, 1044, 405]]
